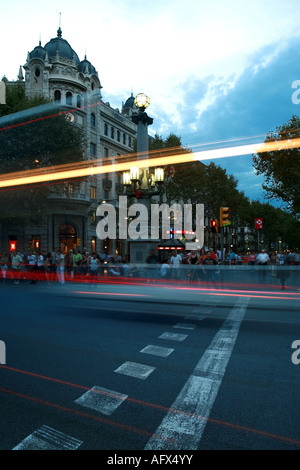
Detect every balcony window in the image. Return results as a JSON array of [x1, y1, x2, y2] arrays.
[[54, 90, 61, 103], [90, 186, 97, 200], [66, 92, 72, 106], [90, 142, 96, 156]]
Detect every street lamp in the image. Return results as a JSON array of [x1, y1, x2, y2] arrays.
[[122, 93, 165, 197], [134, 93, 150, 110]]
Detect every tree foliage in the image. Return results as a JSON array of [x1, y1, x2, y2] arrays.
[[252, 115, 300, 218], [0, 84, 87, 222]]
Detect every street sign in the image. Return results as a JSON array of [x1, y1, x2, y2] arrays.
[[255, 218, 263, 230]]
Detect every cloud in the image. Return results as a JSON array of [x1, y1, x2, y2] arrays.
[[147, 37, 300, 201]]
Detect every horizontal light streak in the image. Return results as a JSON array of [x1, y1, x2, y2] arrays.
[[212, 292, 300, 300], [0, 137, 299, 189], [72, 291, 148, 297]]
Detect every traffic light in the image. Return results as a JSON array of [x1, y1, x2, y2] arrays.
[[220, 206, 231, 227], [210, 219, 218, 233]]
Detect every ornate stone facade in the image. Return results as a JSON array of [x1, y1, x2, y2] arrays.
[[3, 27, 138, 257]]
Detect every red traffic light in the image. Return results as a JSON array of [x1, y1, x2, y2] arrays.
[[210, 219, 218, 233]]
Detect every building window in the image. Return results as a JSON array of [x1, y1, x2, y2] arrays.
[[77, 95, 81, 108], [117, 130, 120, 142], [111, 127, 114, 139], [90, 113, 95, 127], [63, 182, 74, 197], [90, 142, 96, 156], [31, 235, 40, 250], [66, 92, 72, 105], [104, 189, 110, 200], [123, 133, 126, 145], [128, 136, 132, 147], [54, 90, 61, 103], [104, 123, 108, 136], [90, 186, 97, 200], [104, 147, 109, 159]]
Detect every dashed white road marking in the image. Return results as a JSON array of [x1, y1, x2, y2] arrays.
[[12, 425, 82, 450], [159, 332, 188, 342], [114, 361, 156, 380], [192, 308, 213, 315], [140, 345, 174, 357], [184, 315, 205, 321], [144, 297, 250, 450], [173, 323, 197, 330], [74, 386, 128, 415]]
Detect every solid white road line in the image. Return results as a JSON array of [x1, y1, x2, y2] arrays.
[[144, 297, 250, 450], [114, 361, 156, 380], [13, 425, 83, 450], [140, 345, 174, 357], [75, 386, 128, 415]]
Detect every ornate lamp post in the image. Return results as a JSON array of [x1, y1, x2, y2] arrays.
[[122, 94, 165, 262], [122, 93, 165, 197]]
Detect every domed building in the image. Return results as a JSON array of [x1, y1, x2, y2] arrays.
[[2, 27, 138, 258]]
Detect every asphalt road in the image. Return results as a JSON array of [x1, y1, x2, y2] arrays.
[[1, 278, 300, 452]]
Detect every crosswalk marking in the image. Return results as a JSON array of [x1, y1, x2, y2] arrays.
[[159, 332, 188, 342], [192, 308, 213, 314], [184, 315, 205, 321], [144, 297, 250, 450], [13, 425, 82, 450], [140, 345, 174, 357], [74, 386, 128, 415], [173, 323, 197, 330], [114, 361, 156, 380]]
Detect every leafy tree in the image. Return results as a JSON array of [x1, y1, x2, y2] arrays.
[[252, 115, 300, 218], [165, 160, 250, 225], [0, 84, 87, 222], [246, 200, 300, 250]]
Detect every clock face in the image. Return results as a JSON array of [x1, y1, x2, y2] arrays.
[[65, 112, 74, 122]]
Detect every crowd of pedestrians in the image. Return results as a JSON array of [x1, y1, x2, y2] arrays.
[[0, 246, 298, 289], [155, 247, 299, 289]]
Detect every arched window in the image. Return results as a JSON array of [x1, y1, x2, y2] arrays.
[[66, 92, 72, 106], [54, 90, 61, 103], [90, 113, 96, 127], [77, 95, 81, 108]]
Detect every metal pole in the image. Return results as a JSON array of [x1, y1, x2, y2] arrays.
[[221, 226, 224, 263]]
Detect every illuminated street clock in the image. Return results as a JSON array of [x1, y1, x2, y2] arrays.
[[65, 112, 74, 122]]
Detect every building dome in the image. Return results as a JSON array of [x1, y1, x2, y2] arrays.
[[78, 56, 97, 74], [44, 27, 80, 64], [123, 93, 135, 109], [29, 43, 47, 60]]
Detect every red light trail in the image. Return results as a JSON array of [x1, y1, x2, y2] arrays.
[[1, 364, 300, 447]]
